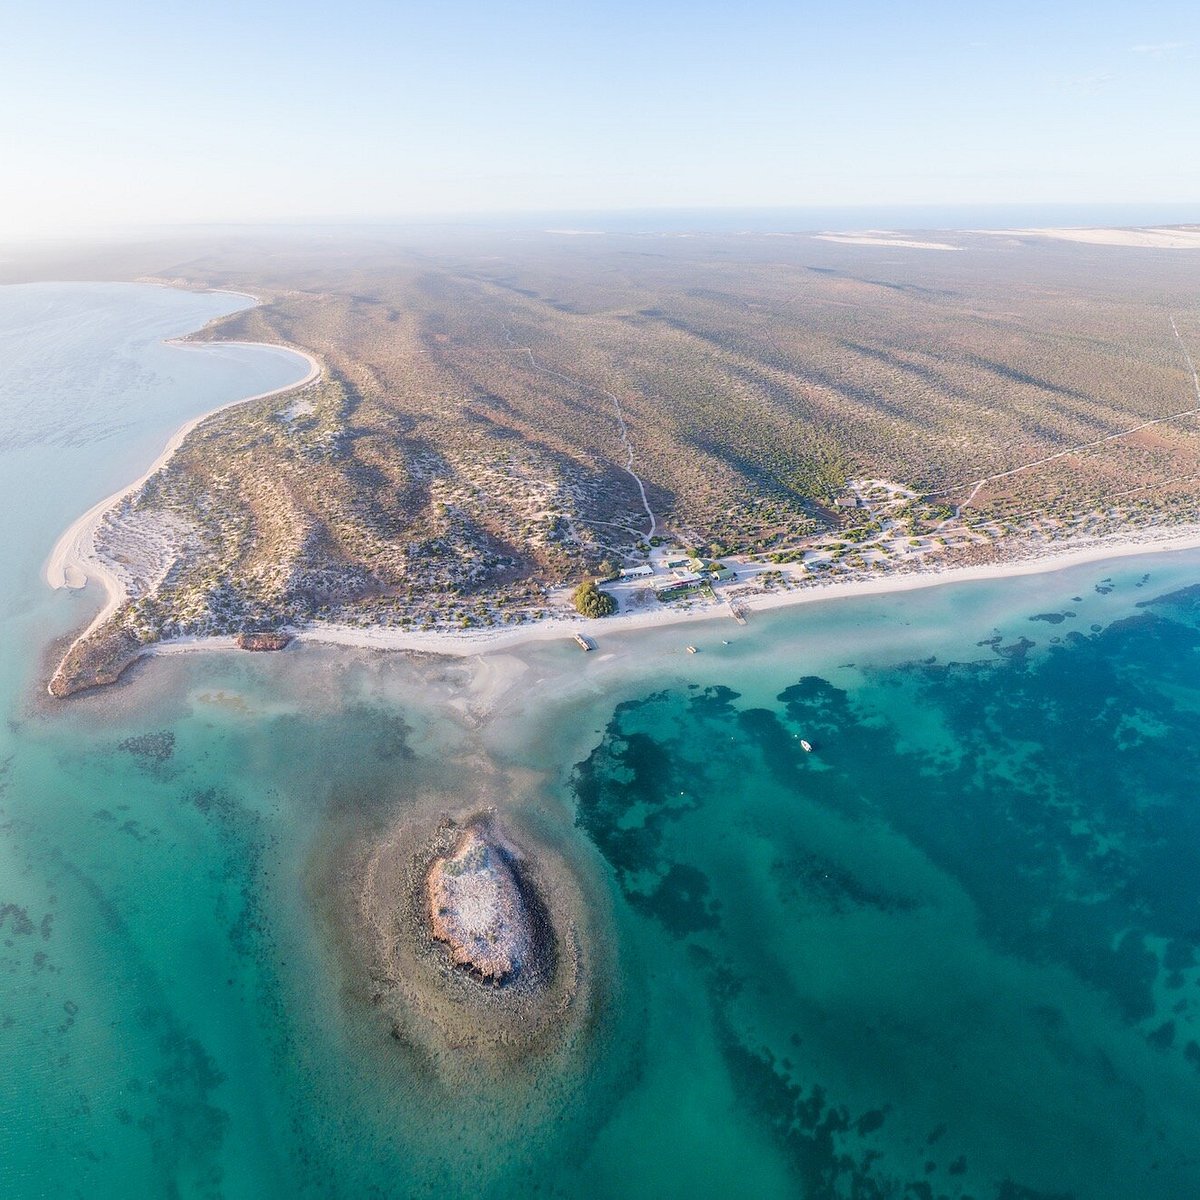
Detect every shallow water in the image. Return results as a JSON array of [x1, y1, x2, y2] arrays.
[[2, 284, 1199, 1198]]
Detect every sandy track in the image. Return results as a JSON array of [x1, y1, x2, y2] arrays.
[[503, 329, 657, 539]]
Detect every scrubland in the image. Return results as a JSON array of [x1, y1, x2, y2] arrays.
[[16, 226, 1200, 671]]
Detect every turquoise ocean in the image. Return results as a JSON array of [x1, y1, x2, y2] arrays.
[[1, 283, 1198, 1199]]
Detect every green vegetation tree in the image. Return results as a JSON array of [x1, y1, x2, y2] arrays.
[[572, 580, 617, 618]]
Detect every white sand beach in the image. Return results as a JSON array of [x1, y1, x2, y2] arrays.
[[142, 521, 1200, 671]]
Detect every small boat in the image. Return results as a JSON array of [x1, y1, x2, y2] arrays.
[[573, 633, 593, 651], [799, 739, 813, 753], [686, 644, 698, 654], [721, 639, 730, 645]]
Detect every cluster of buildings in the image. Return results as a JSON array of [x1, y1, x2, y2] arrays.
[[617, 553, 738, 602]]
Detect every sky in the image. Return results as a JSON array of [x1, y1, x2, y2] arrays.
[[1, 0, 1198, 235]]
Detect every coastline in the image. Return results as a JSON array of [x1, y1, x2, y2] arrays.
[[44, 314, 321, 647], [41, 284, 1200, 693], [144, 521, 1200, 666]]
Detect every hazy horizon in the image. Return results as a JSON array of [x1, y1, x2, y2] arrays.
[[4, 0, 1199, 238], [4, 202, 1199, 250]]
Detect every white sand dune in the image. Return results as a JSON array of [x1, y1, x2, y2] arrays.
[[981, 227, 1200, 249], [814, 231, 960, 251]]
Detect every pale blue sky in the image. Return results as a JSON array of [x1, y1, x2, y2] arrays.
[[2, 0, 1197, 234]]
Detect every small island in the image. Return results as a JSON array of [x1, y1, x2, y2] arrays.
[[351, 803, 605, 1067], [427, 822, 535, 984]]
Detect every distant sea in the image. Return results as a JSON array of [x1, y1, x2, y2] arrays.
[[1, 282, 1199, 1199]]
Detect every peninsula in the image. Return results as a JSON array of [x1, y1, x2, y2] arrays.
[[24, 226, 1200, 695]]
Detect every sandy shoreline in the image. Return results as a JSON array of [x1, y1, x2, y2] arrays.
[[43, 283, 1200, 688], [142, 523, 1200, 668], [43, 303, 320, 644]]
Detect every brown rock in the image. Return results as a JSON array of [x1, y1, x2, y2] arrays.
[[236, 631, 291, 651], [427, 823, 534, 984], [49, 628, 143, 698]]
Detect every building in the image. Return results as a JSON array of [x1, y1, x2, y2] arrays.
[[619, 564, 654, 578], [656, 574, 702, 600]]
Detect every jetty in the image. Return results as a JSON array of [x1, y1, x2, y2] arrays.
[[728, 601, 748, 626]]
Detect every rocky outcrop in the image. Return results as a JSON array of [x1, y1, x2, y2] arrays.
[[48, 627, 143, 698], [236, 631, 291, 651], [351, 802, 609, 1069], [427, 823, 533, 984]]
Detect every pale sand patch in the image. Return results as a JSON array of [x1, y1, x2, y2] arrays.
[[94, 507, 198, 600], [814, 231, 960, 251], [280, 396, 316, 422], [980, 227, 1200, 249]]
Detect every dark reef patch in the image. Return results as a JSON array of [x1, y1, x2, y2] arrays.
[[117, 730, 176, 771], [570, 594, 1200, 1195], [1029, 611, 1074, 625]]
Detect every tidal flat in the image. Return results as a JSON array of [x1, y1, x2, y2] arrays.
[[3, 283, 1200, 1199]]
